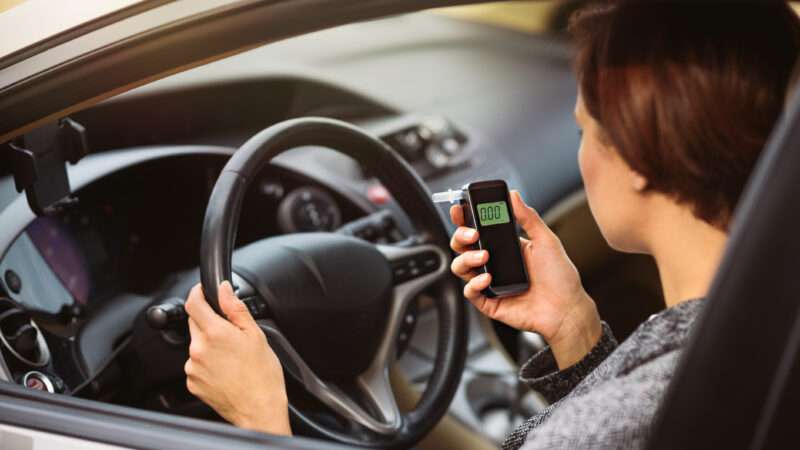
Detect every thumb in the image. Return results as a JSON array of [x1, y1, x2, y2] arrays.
[[218, 281, 256, 331], [510, 190, 551, 242]]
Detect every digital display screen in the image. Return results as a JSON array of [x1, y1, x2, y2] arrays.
[[468, 182, 527, 290], [477, 201, 510, 226], [27, 216, 91, 305]]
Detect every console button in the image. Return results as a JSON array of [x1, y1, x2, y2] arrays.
[[22, 371, 55, 393], [25, 377, 44, 390]]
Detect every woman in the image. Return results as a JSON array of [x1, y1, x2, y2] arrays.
[[181, 1, 800, 449]]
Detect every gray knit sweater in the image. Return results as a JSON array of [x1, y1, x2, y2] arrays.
[[502, 299, 705, 450]]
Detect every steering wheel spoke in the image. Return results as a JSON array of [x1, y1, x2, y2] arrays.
[[356, 363, 401, 430], [370, 243, 449, 376], [257, 319, 403, 435], [377, 242, 449, 300]]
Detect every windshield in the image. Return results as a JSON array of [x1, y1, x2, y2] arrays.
[[0, 0, 151, 62]]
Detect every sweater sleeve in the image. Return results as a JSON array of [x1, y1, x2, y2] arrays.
[[519, 322, 617, 403], [516, 350, 682, 450]]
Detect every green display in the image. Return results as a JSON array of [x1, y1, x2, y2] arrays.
[[477, 201, 510, 226]]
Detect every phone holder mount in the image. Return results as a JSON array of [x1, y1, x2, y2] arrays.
[[7, 118, 88, 216]]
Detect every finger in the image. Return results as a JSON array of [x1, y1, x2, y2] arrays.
[[450, 226, 479, 253], [184, 358, 195, 377], [449, 204, 465, 227], [184, 283, 222, 331], [184, 363, 206, 396], [519, 238, 534, 261], [188, 317, 202, 339], [450, 250, 488, 280], [464, 272, 492, 301], [510, 191, 551, 242], [218, 281, 257, 331]]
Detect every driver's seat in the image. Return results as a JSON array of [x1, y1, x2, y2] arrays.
[[646, 74, 800, 449]]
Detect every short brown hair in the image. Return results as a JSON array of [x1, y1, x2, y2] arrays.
[[571, 1, 800, 229]]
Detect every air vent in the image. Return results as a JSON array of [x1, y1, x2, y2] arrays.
[[0, 298, 50, 367]]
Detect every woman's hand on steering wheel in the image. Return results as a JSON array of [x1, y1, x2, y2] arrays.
[[449, 191, 603, 369], [184, 281, 292, 436]]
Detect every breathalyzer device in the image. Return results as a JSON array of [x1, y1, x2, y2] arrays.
[[433, 180, 529, 298]]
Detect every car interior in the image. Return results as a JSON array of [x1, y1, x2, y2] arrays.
[[0, 1, 798, 449]]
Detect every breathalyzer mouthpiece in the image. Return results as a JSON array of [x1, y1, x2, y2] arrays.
[[431, 188, 465, 204]]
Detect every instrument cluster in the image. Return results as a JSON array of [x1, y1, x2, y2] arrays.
[[0, 154, 363, 318]]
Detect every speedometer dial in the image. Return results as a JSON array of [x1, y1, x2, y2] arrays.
[[277, 187, 342, 233]]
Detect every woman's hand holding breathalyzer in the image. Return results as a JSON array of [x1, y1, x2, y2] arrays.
[[450, 191, 602, 369], [183, 282, 291, 436]]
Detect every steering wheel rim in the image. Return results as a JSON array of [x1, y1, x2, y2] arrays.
[[199, 117, 467, 448]]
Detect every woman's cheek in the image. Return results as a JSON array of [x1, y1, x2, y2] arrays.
[[577, 142, 592, 185], [579, 143, 618, 247], [579, 142, 601, 215]]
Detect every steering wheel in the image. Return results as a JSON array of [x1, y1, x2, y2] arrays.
[[198, 117, 467, 448]]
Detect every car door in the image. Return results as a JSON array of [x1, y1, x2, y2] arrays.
[[1, 424, 128, 450], [0, 382, 346, 450]]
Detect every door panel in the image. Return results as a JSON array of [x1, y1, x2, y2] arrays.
[[0, 424, 130, 450], [0, 383, 347, 450]]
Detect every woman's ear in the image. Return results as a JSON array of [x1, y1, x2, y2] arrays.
[[631, 170, 648, 192]]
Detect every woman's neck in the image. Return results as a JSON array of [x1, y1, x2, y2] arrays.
[[645, 202, 729, 308]]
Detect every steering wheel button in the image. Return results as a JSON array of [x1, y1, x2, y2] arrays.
[[242, 298, 266, 318], [409, 252, 440, 275], [393, 266, 408, 280]]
